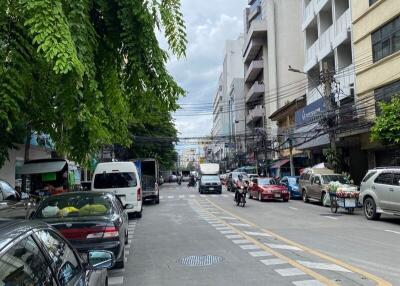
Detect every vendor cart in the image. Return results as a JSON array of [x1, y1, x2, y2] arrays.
[[329, 192, 360, 214]]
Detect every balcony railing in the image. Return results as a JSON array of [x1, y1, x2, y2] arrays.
[[335, 64, 354, 101], [336, 9, 351, 37], [247, 105, 265, 125], [246, 81, 265, 103], [318, 25, 334, 60], [304, 39, 319, 72], [302, 0, 315, 30], [245, 60, 263, 83]]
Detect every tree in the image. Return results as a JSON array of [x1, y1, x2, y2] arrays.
[[0, 0, 186, 166], [371, 96, 400, 145]]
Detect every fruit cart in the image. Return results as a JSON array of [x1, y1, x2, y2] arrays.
[[329, 182, 360, 214]]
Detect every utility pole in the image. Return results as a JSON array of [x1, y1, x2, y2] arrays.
[[322, 62, 338, 170], [289, 134, 295, 176]]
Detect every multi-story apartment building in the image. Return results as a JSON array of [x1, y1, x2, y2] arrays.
[[243, 0, 305, 162], [212, 35, 244, 165], [303, 0, 354, 105], [351, 0, 400, 167]]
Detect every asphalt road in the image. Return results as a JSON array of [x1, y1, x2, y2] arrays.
[[108, 183, 400, 286]]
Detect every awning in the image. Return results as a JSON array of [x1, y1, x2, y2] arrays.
[[294, 123, 330, 150], [18, 161, 67, 175], [269, 159, 289, 169]]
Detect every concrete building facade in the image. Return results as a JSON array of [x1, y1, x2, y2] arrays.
[[350, 0, 400, 168], [243, 0, 305, 162]]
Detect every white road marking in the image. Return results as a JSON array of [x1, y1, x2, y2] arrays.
[[125, 244, 131, 249], [211, 224, 226, 227], [289, 207, 298, 210], [293, 280, 326, 286], [265, 243, 303, 251], [244, 231, 271, 237], [179, 195, 185, 198], [248, 251, 272, 257], [260, 258, 286, 266], [128, 240, 132, 244], [220, 230, 236, 234], [167, 196, 174, 199], [108, 277, 124, 285], [200, 195, 206, 198], [125, 250, 130, 255], [216, 227, 231, 230], [220, 216, 236, 220], [296, 260, 352, 273], [232, 239, 251, 244], [222, 194, 229, 198], [385, 230, 400, 235], [239, 244, 260, 250], [230, 223, 251, 227], [189, 195, 196, 198], [159, 196, 164, 199], [225, 234, 242, 239], [211, 194, 218, 197], [275, 268, 306, 277], [325, 216, 338, 220]]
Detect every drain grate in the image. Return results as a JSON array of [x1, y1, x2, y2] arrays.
[[178, 255, 223, 266]]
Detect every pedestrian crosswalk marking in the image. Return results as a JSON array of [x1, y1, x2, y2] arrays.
[[220, 230, 236, 234], [216, 227, 231, 230], [108, 276, 124, 285], [248, 251, 272, 257], [220, 216, 236, 220], [275, 268, 306, 277], [190, 195, 196, 198], [179, 195, 185, 198], [232, 239, 251, 244], [225, 234, 242, 239], [167, 196, 174, 199], [265, 243, 303, 251], [239, 244, 260, 250], [230, 223, 251, 227], [296, 261, 351, 273], [260, 258, 286, 266], [292, 280, 325, 286], [244, 231, 271, 237]]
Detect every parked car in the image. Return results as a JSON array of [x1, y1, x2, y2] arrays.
[[299, 168, 352, 205], [360, 167, 400, 220], [168, 174, 178, 183], [31, 191, 131, 269], [0, 219, 114, 286], [227, 172, 250, 192], [0, 179, 35, 219], [249, 177, 289, 202], [280, 176, 301, 199], [92, 162, 142, 218]]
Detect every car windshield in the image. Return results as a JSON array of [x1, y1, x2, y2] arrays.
[[202, 175, 219, 181], [94, 172, 137, 189], [36, 193, 112, 218], [234, 173, 249, 180], [258, 178, 277, 185], [322, 175, 350, 184]]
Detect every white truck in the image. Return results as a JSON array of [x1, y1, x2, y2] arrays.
[[198, 164, 222, 194]]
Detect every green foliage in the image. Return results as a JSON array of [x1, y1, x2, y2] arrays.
[[0, 0, 186, 166], [324, 148, 341, 172], [371, 96, 400, 145]]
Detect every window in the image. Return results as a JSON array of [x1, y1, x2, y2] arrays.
[[35, 230, 81, 286], [374, 80, 400, 114], [313, 176, 321, 185], [322, 175, 350, 184], [372, 16, 400, 62], [362, 171, 377, 183], [0, 235, 56, 286], [393, 173, 400, 186], [0, 181, 19, 201], [94, 172, 137, 189], [369, 0, 379, 6], [374, 172, 393, 185]]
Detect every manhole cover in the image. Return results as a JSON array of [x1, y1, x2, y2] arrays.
[[178, 255, 223, 266]]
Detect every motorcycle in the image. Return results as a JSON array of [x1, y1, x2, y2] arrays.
[[188, 179, 196, 187], [234, 183, 247, 207], [177, 177, 182, 185]]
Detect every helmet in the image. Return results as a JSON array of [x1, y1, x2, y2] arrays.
[[238, 174, 243, 180]]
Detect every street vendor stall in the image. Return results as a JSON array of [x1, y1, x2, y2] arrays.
[[18, 159, 81, 200], [328, 181, 360, 214]]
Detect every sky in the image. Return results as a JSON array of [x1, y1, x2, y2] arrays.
[[160, 0, 247, 143]]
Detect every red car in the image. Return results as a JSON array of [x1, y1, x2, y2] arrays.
[[249, 177, 289, 202]]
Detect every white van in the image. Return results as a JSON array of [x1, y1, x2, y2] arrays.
[[92, 162, 142, 218]]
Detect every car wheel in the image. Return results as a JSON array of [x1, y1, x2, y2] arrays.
[[364, 197, 381, 220], [249, 193, 253, 199], [136, 210, 142, 218], [155, 196, 160, 204], [302, 190, 309, 203], [125, 231, 128, 245], [258, 192, 262, 202], [114, 248, 125, 269]]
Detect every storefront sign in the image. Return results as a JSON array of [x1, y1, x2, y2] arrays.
[[295, 98, 325, 127]]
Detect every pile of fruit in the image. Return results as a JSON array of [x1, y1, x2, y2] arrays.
[[329, 182, 359, 198]]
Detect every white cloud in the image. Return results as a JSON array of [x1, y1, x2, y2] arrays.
[[161, 0, 247, 139]]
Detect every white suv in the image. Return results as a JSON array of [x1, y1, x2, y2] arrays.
[[360, 167, 400, 220]]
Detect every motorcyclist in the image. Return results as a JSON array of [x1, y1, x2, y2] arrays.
[[234, 174, 247, 203], [188, 174, 196, 187]]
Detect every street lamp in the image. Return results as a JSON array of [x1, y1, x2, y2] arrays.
[[288, 65, 307, 75]]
